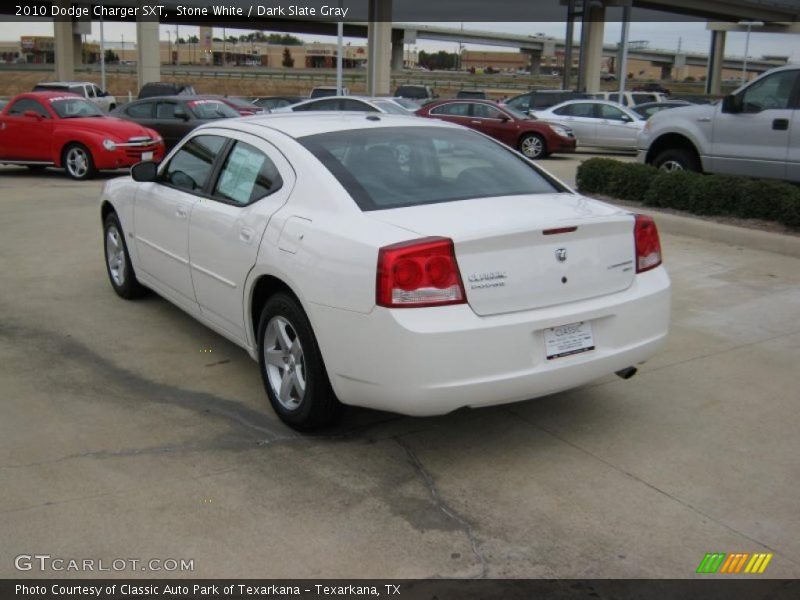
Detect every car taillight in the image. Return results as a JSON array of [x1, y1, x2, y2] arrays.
[[634, 214, 662, 273], [376, 237, 466, 308]]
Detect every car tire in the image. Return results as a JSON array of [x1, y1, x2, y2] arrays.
[[103, 212, 145, 300], [257, 293, 341, 430], [519, 133, 547, 159], [63, 143, 97, 180], [652, 148, 700, 173]]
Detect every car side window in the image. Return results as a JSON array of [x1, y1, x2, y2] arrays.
[[86, 85, 96, 98], [295, 98, 340, 112], [126, 102, 154, 118], [163, 135, 227, 193], [7, 98, 50, 118], [740, 70, 798, 112], [506, 94, 530, 111], [213, 141, 283, 206], [156, 102, 181, 120], [472, 104, 503, 119], [430, 103, 470, 117], [341, 99, 377, 112], [69, 85, 86, 97], [599, 104, 627, 121]]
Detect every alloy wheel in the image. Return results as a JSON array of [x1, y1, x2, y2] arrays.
[[659, 160, 684, 173], [66, 147, 89, 178], [105, 224, 126, 287], [521, 136, 543, 158], [264, 316, 306, 410]]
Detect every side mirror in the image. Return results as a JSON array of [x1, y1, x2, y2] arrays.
[[174, 110, 189, 121], [722, 94, 741, 114], [500, 115, 511, 122], [23, 110, 42, 121], [620, 114, 633, 123], [131, 161, 158, 182]]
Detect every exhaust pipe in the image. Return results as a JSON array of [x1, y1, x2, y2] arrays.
[[615, 366, 638, 380]]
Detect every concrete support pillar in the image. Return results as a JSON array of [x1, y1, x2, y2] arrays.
[[367, 0, 392, 96], [53, 20, 76, 81], [391, 38, 404, 71], [705, 29, 726, 95], [578, 4, 605, 93], [136, 20, 161, 91], [660, 64, 672, 80], [523, 50, 542, 76]]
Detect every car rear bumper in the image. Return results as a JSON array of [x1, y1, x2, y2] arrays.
[[310, 267, 671, 416]]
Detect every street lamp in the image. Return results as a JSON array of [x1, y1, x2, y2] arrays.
[[738, 20, 764, 82]]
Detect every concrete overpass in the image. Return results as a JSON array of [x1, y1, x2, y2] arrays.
[[17, 0, 800, 96]]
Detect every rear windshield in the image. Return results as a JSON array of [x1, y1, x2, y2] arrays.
[[299, 126, 560, 211]]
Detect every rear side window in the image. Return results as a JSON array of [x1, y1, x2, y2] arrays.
[[213, 141, 283, 205], [187, 100, 238, 119], [295, 99, 340, 112], [299, 127, 559, 211], [430, 103, 470, 117], [163, 135, 227, 192], [125, 102, 154, 118]]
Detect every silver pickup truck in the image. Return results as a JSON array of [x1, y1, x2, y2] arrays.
[[637, 65, 799, 182], [33, 81, 117, 113]]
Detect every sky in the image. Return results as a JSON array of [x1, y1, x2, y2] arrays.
[[0, 20, 798, 61]]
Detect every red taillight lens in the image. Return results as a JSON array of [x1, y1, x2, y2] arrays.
[[634, 214, 662, 273], [376, 237, 466, 308]]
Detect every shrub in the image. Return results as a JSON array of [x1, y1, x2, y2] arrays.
[[578, 157, 800, 230], [575, 158, 626, 195], [607, 163, 659, 202], [643, 170, 701, 211]]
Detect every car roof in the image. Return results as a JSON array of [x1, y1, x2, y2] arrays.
[[36, 81, 92, 86], [197, 112, 458, 139], [127, 95, 225, 102], [16, 91, 82, 100]]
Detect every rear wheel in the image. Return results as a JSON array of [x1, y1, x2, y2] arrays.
[[652, 147, 700, 173], [63, 143, 97, 180], [519, 133, 547, 159], [258, 293, 341, 430]]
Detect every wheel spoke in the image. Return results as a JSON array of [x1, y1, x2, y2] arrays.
[[275, 319, 293, 353], [290, 338, 303, 362], [265, 348, 286, 368], [279, 370, 294, 404]]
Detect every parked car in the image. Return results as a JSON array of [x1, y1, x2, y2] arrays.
[[253, 96, 305, 111], [589, 91, 667, 107], [638, 65, 799, 181], [633, 83, 671, 95], [309, 86, 350, 99], [394, 85, 437, 102], [390, 97, 422, 111], [111, 96, 239, 151], [99, 113, 670, 429], [0, 92, 164, 180], [456, 90, 488, 99], [505, 90, 591, 113], [533, 100, 645, 151], [631, 100, 692, 119], [275, 96, 412, 115], [138, 82, 197, 99], [33, 81, 117, 112], [417, 99, 576, 159]]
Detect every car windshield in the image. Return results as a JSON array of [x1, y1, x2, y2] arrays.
[[187, 100, 239, 119], [392, 98, 420, 110], [50, 97, 104, 118], [502, 105, 533, 120], [299, 126, 560, 211]]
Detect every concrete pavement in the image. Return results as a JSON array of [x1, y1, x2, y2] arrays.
[[1, 162, 798, 579]]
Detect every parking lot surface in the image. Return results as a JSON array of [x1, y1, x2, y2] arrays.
[[1, 158, 799, 578]]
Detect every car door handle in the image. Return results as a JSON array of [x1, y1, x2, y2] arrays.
[[239, 227, 254, 244], [772, 118, 789, 131], [175, 205, 188, 218], [470, 120, 481, 124]]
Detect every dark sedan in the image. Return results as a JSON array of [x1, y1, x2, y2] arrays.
[[111, 96, 239, 150], [416, 99, 576, 159]]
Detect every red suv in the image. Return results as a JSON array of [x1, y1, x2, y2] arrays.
[[416, 99, 576, 159]]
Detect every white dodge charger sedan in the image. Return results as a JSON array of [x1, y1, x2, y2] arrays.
[[100, 113, 670, 429]]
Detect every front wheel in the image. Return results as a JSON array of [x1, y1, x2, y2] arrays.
[[519, 133, 547, 159], [652, 148, 700, 173], [103, 213, 145, 299], [258, 293, 341, 430], [63, 143, 97, 180]]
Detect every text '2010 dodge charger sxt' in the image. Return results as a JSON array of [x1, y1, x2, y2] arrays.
[[100, 113, 671, 429]]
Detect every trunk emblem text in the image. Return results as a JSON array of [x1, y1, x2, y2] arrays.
[[468, 271, 507, 290]]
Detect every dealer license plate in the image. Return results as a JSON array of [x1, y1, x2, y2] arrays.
[[142, 151, 154, 161], [544, 321, 595, 360]]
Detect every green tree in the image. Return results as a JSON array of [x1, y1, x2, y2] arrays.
[[281, 47, 294, 68]]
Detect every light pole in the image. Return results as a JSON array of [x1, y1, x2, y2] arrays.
[[167, 30, 171, 65], [738, 20, 763, 82], [99, 11, 106, 90], [336, 0, 343, 95]]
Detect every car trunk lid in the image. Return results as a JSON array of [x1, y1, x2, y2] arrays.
[[368, 194, 636, 316]]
